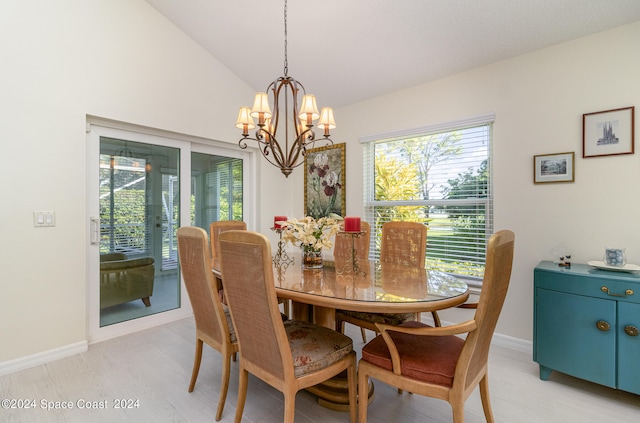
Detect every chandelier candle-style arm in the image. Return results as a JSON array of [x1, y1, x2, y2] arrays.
[[234, 0, 335, 177]]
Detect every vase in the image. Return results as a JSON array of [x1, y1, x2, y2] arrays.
[[302, 248, 323, 269]]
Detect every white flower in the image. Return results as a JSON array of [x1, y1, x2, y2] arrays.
[[281, 216, 340, 251], [313, 153, 328, 168], [325, 170, 339, 187]]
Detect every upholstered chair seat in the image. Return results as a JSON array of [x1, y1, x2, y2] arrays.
[[284, 320, 353, 377], [361, 321, 464, 387], [221, 306, 237, 343]]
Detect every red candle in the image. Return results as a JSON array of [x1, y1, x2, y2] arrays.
[[274, 216, 287, 229], [344, 216, 361, 232]]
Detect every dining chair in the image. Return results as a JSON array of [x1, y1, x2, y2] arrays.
[[176, 226, 238, 421], [357, 230, 515, 423], [209, 220, 247, 265], [430, 295, 479, 329], [335, 221, 429, 342], [210, 220, 289, 316], [219, 230, 357, 423]]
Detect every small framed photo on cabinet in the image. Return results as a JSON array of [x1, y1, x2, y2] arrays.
[[534, 152, 575, 184]]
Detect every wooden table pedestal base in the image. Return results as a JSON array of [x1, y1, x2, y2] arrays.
[[307, 373, 374, 412]]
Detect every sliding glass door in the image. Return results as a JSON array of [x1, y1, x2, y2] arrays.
[[87, 121, 254, 342], [98, 138, 181, 327]]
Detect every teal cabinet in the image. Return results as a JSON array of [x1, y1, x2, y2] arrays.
[[534, 261, 640, 395]]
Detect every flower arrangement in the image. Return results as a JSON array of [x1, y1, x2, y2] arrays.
[[281, 216, 340, 252]]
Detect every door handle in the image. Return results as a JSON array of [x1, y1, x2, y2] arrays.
[[90, 216, 100, 245]]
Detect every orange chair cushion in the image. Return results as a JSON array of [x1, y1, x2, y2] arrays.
[[361, 321, 464, 387]]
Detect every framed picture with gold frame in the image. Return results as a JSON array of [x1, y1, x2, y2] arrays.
[[304, 143, 346, 218], [533, 152, 575, 184]]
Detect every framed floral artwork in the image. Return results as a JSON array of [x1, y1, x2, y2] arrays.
[[304, 143, 346, 218], [583, 106, 634, 158]]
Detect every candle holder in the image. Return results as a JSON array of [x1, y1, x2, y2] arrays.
[[336, 231, 367, 276], [272, 227, 294, 268]]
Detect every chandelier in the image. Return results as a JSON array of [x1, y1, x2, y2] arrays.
[[235, 0, 335, 177]]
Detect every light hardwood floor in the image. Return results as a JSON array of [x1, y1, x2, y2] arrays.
[[2, 317, 639, 422]]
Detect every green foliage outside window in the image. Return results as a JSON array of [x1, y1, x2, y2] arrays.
[[370, 125, 490, 278]]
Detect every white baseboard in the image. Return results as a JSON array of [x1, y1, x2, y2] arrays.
[[0, 341, 88, 377], [492, 331, 532, 354], [423, 315, 533, 355], [1, 309, 192, 377]]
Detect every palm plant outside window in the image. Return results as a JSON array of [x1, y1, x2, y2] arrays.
[[362, 115, 494, 280]]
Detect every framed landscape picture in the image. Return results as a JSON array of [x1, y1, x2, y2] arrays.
[[583, 106, 634, 158], [534, 152, 575, 184], [304, 143, 346, 218]]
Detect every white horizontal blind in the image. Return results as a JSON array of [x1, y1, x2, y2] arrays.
[[362, 115, 494, 278]]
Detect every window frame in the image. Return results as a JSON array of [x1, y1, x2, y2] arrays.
[[361, 114, 495, 285]]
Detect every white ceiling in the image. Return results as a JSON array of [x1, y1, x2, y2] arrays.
[[145, 0, 640, 108]]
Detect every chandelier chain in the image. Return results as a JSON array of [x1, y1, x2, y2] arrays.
[[283, 0, 288, 76]]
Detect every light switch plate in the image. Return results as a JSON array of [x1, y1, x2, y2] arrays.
[[34, 211, 55, 227]]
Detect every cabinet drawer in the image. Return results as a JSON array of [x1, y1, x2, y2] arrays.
[[534, 267, 640, 304]]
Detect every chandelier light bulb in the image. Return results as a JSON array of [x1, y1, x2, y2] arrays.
[[235, 107, 256, 135]]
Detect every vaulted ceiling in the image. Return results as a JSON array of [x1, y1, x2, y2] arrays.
[[146, 0, 640, 107]]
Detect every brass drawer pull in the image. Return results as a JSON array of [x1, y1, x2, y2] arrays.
[[624, 325, 639, 337], [596, 320, 611, 331], [601, 286, 634, 297]]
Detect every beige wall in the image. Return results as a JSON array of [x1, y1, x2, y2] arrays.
[[307, 20, 640, 340], [1, 0, 638, 365], [0, 0, 293, 363]]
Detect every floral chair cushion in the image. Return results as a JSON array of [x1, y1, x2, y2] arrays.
[[222, 306, 237, 344], [284, 320, 353, 377], [340, 309, 415, 326]]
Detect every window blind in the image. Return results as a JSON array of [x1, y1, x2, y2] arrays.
[[362, 114, 494, 279]]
